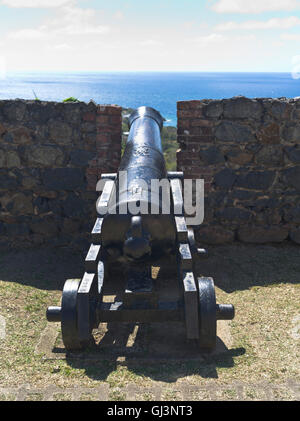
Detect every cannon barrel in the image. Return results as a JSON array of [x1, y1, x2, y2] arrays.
[[112, 106, 166, 213], [102, 106, 176, 262]]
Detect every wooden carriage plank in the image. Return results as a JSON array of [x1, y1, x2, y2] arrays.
[[179, 243, 193, 270], [91, 218, 104, 244], [183, 271, 199, 339], [85, 244, 101, 273], [97, 179, 115, 215], [175, 216, 188, 242]]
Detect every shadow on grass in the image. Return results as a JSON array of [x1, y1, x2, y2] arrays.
[[0, 243, 299, 293], [0, 246, 85, 290], [65, 348, 245, 383], [195, 242, 300, 293], [62, 321, 245, 382]]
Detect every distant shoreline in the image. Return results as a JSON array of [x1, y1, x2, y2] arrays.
[[1, 72, 299, 126]]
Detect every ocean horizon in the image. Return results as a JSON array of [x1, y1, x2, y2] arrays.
[[0, 71, 299, 126]]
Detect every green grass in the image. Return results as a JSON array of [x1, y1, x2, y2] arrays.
[[0, 245, 299, 400], [62, 97, 80, 103]]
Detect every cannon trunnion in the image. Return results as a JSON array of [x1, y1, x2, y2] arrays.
[[46, 106, 234, 351]]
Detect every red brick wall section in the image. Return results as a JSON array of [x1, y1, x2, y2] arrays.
[[177, 97, 300, 245], [86, 105, 122, 191]]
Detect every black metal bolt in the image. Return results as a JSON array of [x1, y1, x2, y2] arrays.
[[197, 248, 208, 257], [216, 304, 235, 320], [46, 306, 62, 322]]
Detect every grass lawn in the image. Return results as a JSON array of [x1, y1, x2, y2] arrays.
[[0, 243, 299, 401]]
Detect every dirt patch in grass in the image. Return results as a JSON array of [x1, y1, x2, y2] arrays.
[[0, 243, 299, 400]]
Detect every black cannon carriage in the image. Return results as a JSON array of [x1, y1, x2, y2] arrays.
[[46, 106, 234, 351]]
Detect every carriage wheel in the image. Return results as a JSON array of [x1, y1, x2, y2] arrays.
[[198, 277, 217, 350], [61, 279, 82, 350], [61, 278, 96, 351]]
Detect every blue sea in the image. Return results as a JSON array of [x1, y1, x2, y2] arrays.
[[0, 72, 299, 126]]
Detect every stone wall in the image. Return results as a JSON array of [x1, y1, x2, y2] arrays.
[[0, 99, 122, 249], [177, 97, 300, 245]]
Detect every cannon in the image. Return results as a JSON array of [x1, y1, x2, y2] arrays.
[[46, 106, 234, 351]]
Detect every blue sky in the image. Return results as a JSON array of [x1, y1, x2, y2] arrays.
[[1, 0, 300, 73]]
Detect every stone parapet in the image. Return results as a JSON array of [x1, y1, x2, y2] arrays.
[[177, 97, 300, 245], [0, 100, 122, 249]]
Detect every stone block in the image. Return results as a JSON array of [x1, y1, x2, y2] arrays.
[[33, 196, 50, 214], [203, 101, 223, 118], [10, 127, 32, 144], [197, 225, 235, 245], [199, 146, 224, 165], [237, 226, 288, 243], [0, 170, 19, 190], [290, 228, 300, 244], [62, 193, 85, 218], [257, 123, 280, 144], [0, 123, 6, 136], [282, 124, 300, 144], [214, 168, 237, 189], [283, 166, 300, 190], [270, 100, 292, 120], [215, 121, 255, 143], [30, 217, 59, 236], [62, 218, 81, 234], [255, 145, 283, 166], [235, 171, 276, 190], [6, 151, 21, 168], [25, 145, 64, 166], [284, 146, 300, 163], [226, 149, 253, 165], [283, 205, 300, 223], [6, 193, 33, 215], [3, 101, 27, 121], [6, 222, 30, 237], [216, 207, 252, 222], [27, 101, 52, 124], [42, 168, 85, 191], [0, 149, 5, 167], [48, 119, 72, 145], [70, 150, 95, 167], [223, 97, 263, 119]]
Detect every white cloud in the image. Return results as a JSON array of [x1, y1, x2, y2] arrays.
[[193, 33, 227, 45], [216, 16, 300, 31], [182, 21, 196, 30], [45, 4, 109, 35], [1, 0, 72, 7], [281, 32, 300, 40], [139, 39, 164, 46], [114, 10, 124, 20], [8, 28, 48, 39], [7, 3, 110, 39], [52, 43, 73, 50], [212, 0, 300, 14]]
